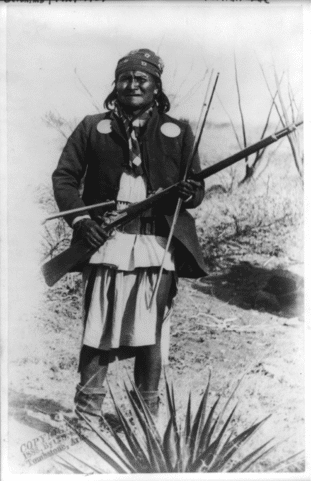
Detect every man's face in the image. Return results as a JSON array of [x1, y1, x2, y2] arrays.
[[116, 70, 157, 112]]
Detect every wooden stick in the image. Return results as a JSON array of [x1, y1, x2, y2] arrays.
[[148, 71, 220, 310]]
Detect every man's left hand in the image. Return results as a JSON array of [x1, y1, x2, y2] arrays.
[[177, 180, 202, 201]]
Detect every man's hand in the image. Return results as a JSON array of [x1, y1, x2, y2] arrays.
[[177, 180, 202, 201], [74, 218, 108, 249]]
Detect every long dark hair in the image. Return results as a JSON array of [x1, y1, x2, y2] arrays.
[[104, 77, 170, 114]]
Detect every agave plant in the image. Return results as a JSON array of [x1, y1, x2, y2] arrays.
[[59, 374, 302, 474]]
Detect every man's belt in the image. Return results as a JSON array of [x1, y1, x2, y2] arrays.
[[117, 216, 168, 236]]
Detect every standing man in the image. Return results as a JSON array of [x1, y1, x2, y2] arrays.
[[52, 49, 207, 425]]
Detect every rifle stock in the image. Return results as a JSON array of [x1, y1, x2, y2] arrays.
[[42, 121, 302, 286], [42, 240, 93, 287]]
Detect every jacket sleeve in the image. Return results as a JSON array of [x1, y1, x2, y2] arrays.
[[181, 123, 205, 209], [52, 116, 90, 226]]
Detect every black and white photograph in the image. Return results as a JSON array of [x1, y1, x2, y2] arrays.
[[1, 0, 309, 478]]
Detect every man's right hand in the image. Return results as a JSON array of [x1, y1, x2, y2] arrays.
[[73, 218, 108, 249]]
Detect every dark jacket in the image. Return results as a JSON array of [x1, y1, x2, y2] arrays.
[[52, 108, 208, 278]]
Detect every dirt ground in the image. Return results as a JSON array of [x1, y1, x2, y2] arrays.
[[7, 243, 305, 474]]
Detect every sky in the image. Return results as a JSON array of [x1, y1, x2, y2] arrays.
[[1, 1, 307, 317]]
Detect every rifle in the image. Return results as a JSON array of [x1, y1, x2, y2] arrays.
[[41, 121, 302, 287]]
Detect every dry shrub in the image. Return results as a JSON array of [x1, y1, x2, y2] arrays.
[[195, 158, 303, 266]]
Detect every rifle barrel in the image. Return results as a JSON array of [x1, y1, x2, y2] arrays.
[[194, 121, 303, 182], [43, 200, 116, 223]]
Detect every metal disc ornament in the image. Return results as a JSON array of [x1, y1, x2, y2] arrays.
[[160, 122, 181, 138], [97, 120, 112, 134]]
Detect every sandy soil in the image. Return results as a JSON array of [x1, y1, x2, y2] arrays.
[[7, 246, 304, 475]]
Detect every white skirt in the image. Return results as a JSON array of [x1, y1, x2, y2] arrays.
[[82, 266, 176, 351]]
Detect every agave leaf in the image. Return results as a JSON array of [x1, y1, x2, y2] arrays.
[[180, 435, 191, 472], [196, 397, 220, 459], [76, 410, 137, 464], [66, 417, 132, 473], [164, 376, 180, 451], [209, 403, 238, 451], [216, 370, 247, 427], [170, 380, 177, 412], [268, 449, 304, 472], [99, 414, 148, 472], [56, 459, 85, 474], [214, 430, 233, 464], [124, 382, 179, 473], [229, 439, 274, 472], [189, 404, 237, 471], [180, 393, 193, 471], [106, 385, 152, 465], [241, 444, 277, 472], [65, 451, 103, 473], [64, 415, 133, 473], [125, 380, 161, 444], [163, 416, 179, 471], [186, 415, 219, 472], [125, 381, 161, 436], [109, 390, 151, 465], [169, 381, 181, 458], [240, 436, 296, 472], [56, 454, 90, 474], [183, 392, 192, 443], [164, 376, 181, 467], [218, 415, 271, 459], [126, 388, 158, 450], [102, 415, 153, 473], [142, 418, 169, 472], [123, 383, 169, 472], [189, 377, 211, 459], [207, 416, 271, 472], [164, 374, 177, 425], [80, 433, 132, 473]]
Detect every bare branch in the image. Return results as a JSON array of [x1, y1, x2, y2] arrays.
[[258, 63, 285, 127], [156, 34, 166, 55], [250, 88, 281, 171], [74, 68, 101, 113], [43, 112, 69, 140], [216, 93, 242, 150], [175, 67, 209, 107], [254, 137, 285, 181], [177, 58, 195, 94], [286, 70, 302, 116], [273, 67, 303, 177], [234, 54, 248, 153], [167, 61, 179, 94]]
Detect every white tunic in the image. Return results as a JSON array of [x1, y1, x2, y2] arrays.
[[88, 172, 175, 271]]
